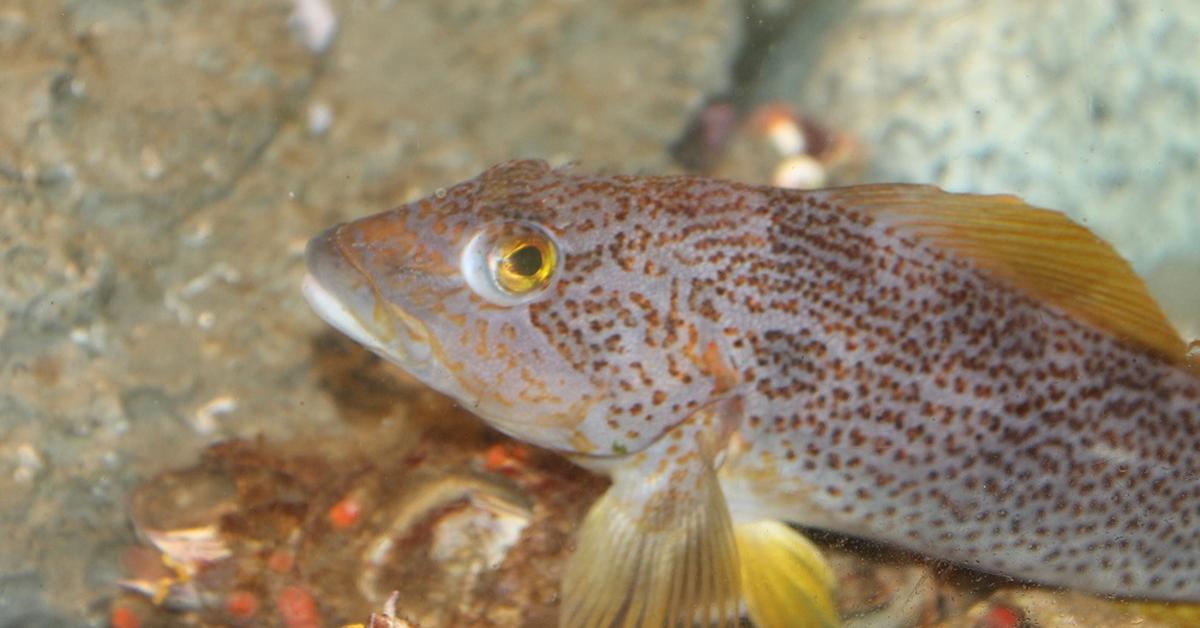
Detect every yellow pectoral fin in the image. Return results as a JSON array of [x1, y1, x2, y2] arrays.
[[736, 520, 841, 628], [561, 453, 741, 627], [821, 184, 1187, 364]]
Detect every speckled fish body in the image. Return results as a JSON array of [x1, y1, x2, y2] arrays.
[[304, 160, 1200, 623]]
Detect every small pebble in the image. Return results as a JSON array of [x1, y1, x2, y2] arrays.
[[772, 154, 827, 189], [307, 102, 333, 136], [289, 0, 337, 54], [12, 443, 45, 482]]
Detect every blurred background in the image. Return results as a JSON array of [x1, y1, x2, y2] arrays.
[[0, 1, 1196, 625]]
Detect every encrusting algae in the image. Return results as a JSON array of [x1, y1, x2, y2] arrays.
[[303, 160, 1200, 627]]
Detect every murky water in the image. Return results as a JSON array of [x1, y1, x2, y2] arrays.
[[1, 1, 1197, 626]]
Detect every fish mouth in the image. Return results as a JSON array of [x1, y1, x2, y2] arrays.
[[302, 224, 431, 371], [302, 272, 390, 353]]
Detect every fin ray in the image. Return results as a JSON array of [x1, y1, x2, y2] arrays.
[[1123, 601, 1200, 628], [561, 453, 741, 627], [822, 184, 1187, 363], [736, 520, 840, 628]]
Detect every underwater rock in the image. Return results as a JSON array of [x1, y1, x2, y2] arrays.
[[111, 435, 605, 626], [756, 0, 1200, 334], [290, 0, 741, 216]]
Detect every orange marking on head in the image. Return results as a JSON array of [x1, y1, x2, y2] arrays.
[[474, 319, 490, 359]]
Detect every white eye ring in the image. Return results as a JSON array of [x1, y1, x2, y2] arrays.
[[461, 221, 561, 306]]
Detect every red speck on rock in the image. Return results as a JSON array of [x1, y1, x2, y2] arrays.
[[277, 585, 321, 628]]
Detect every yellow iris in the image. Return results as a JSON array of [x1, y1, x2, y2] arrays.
[[493, 233, 557, 295]]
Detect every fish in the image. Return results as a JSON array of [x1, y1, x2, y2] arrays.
[[302, 159, 1200, 627]]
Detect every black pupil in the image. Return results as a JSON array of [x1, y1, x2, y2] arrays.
[[508, 245, 543, 276]]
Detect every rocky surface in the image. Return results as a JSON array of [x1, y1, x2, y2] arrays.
[[0, 0, 738, 623], [755, 0, 1200, 337]]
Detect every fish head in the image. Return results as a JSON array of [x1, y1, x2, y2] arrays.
[[304, 160, 627, 453]]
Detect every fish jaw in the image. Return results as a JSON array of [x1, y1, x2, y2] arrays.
[[303, 226, 391, 356], [303, 223, 437, 383]]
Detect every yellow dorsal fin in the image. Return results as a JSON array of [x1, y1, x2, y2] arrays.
[[821, 184, 1187, 364]]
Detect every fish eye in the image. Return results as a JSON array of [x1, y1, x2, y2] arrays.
[[461, 222, 560, 306]]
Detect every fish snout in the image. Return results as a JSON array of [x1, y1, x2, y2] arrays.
[[305, 223, 354, 288], [302, 223, 396, 348]]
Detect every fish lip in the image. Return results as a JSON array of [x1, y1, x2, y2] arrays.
[[302, 224, 428, 367], [301, 272, 386, 351]]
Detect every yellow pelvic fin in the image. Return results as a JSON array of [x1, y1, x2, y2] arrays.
[[823, 184, 1187, 364], [736, 520, 840, 628], [1121, 601, 1200, 628], [561, 440, 741, 626]]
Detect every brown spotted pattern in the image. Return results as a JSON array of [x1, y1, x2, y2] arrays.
[[306, 160, 1200, 601], [724, 187, 1200, 602]]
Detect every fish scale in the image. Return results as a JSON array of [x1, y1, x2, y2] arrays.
[[517, 166, 1200, 597], [726, 190, 1200, 597], [304, 160, 1200, 625]]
